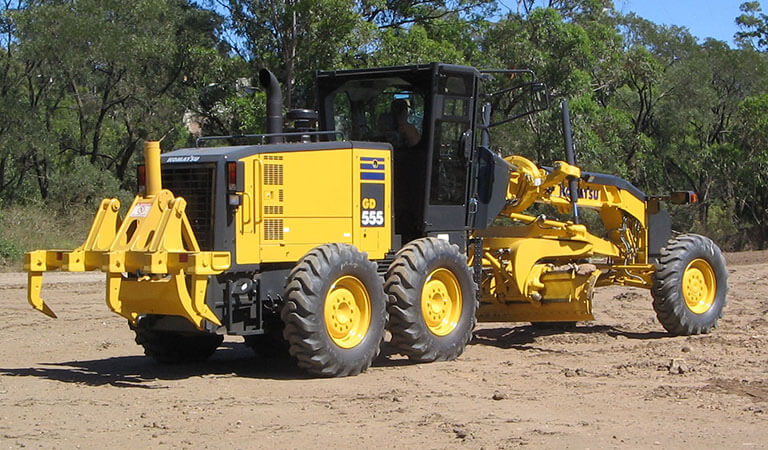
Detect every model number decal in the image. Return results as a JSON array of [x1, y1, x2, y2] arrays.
[[361, 183, 385, 228], [362, 210, 384, 226]]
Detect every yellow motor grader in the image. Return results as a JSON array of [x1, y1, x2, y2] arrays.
[[24, 63, 728, 377]]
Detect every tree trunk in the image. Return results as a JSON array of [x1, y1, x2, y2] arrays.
[[31, 151, 49, 200], [284, 0, 297, 109]]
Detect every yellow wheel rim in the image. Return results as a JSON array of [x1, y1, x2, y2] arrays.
[[682, 259, 716, 314], [324, 276, 371, 348], [421, 268, 462, 336]]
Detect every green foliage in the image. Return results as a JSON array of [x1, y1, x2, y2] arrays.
[[690, 200, 740, 251], [0, 203, 95, 269], [223, 0, 365, 107], [48, 156, 133, 210], [2, 0, 768, 250], [220, 92, 268, 135], [0, 236, 23, 266], [366, 25, 465, 66], [1, 0, 229, 201], [736, 1, 768, 50]]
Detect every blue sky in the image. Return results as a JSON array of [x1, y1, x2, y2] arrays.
[[617, 0, 745, 45]]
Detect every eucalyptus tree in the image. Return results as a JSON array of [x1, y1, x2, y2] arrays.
[[10, 0, 224, 204]]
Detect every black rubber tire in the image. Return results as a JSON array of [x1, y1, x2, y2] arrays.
[[244, 323, 290, 359], [651, 233, 728, 335], [134, 329, 223, 364], [281, 243, 387, 377], [384, 237, 477, 361]]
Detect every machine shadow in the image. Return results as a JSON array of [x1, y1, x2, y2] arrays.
[[371, 342, 422, 368], [0, 340, 426, 387], [0, 342, 313, 387], [471, 324, 670, 350]]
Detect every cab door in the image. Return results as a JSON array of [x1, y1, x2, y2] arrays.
[[423, 65, 478, 233]]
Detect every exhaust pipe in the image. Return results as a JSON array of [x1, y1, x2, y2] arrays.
[[144, 140, 162, 197], [258, 69, 283, 143]]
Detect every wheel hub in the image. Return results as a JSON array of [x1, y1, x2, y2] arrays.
[[421, 268, 462, 336], [682, 259, 716, 314], [324, 276, 371, 348]]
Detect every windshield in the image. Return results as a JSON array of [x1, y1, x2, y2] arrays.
[[327, 77, 426, 148]]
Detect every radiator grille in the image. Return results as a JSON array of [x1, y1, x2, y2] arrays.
[[162, 164, 215, 250], [264, 218, 284, 240], [264, 164, 283, 185], [264, 205, 283, 215]]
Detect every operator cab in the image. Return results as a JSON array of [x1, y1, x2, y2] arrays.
[[317, 64, 480, 247]]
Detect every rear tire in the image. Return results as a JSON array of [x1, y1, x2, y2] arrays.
[[651, 234, 728, 335], [281, 243, 386, 377], [384, 237, 477, 361], [134, 328, 223, 364]]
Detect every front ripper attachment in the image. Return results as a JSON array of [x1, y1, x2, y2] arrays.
[[24, 141, 231, 329]]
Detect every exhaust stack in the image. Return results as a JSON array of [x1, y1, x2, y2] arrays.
[[144, 140, 162, 196], [259, 69, 283, 143]]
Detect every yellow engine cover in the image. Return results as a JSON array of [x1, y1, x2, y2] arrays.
[[234, 146, 392, 263]]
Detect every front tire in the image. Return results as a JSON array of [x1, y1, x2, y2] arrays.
[[384, 237, 477, 361], [281, 244, 386, 377], [244, 321, 290, 359], [134, 328, 223, 364], [651, 234, 728, 335]]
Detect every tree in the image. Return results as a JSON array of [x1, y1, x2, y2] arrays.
[[217, 0, 363, 109], [480, 4, 627, 172], [732, 95, 768, 239], [736, 1, 768, 51], [4, 0, 224, 204], [359, 0, 494, 29], [0, 0, 58, 203], [215, 0, 496, 110]]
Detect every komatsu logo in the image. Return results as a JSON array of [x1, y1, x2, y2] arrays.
[[166, 156, 200, 163], [561, 184, 600, 201]]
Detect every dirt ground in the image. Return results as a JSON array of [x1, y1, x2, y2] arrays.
[[1, 252, 766, 449]]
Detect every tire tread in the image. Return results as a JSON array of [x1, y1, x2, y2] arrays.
[[651, 233, 728, 335], [281, 243, 387, 377], [134, 329, 223, 364], [384, 237, 478, 362]]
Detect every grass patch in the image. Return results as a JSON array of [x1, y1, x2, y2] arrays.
[[0, 203, 95, 271]]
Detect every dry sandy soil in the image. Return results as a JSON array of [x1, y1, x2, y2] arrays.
[[1, 252, 766, 449]]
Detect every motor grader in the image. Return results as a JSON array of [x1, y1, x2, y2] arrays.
[[24, 63, 728, 377]]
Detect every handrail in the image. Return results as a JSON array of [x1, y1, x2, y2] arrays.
[[480, 68, 537, 78], [195, 130, 345, 147]]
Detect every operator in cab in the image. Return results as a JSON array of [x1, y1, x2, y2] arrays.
[[391, 99, 420, 147]]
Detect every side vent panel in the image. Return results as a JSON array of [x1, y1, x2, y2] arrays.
[[264, 219, 284, 240], [262, 155, 284, 241], [264, 164, 283, 185]]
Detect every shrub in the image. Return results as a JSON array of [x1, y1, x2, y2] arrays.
[[0, 204, 94, 270]]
